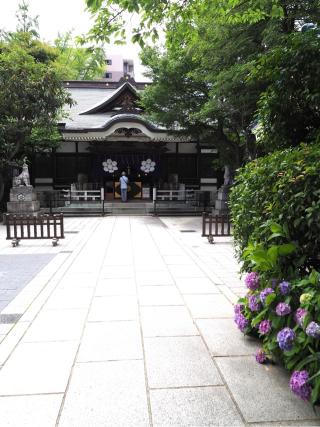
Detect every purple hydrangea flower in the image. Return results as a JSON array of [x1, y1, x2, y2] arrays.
[[260, 288, 274, 305], [271, 278, 278, 288], [275, 302, 291, 316], [277, 327, 296, 351], [248, 295, 261, 312], [234, 313, 249, 332], [244, 272, 260, 291], [255, 348, 267, 364], [234, 304, 244, 316], [279, 281, 290, 295], [289, 370, 312, 401], [258, 319, 272, 335], [306, 321, 320, 339], [295, 308, 308, 327]]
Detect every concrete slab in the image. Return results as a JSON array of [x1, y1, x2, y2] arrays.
[[167, 264, 206, 278], [95, 278, 136, 296], [0, 394, 63, 427], [136, 271, 174, 286], [138, 285, 184, 306], [175, 277, 220, 294], [216, 356, 320, 423], [197, 318, 258, 356], [141, 306, 198, 337], [184, 294, 234, 318], [77, 320, 143, 362], [0, 341, 78, 395], [144, 336, 223, 388], [22, 308, 87, 342], [59, 360, 149, 427], [151, 387, 244, 426], [88, 295, 138, 321]]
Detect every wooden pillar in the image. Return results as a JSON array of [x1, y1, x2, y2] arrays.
[[175, 141, 179, 175], [196, 141, 200, 184], [75, 142, 79, 179], [52, 148, 56, 188]]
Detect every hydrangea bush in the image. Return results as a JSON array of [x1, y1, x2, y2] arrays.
[[234, 225, 320, 405]]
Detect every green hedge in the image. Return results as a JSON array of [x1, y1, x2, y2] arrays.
[[230, 143, 320, 272]]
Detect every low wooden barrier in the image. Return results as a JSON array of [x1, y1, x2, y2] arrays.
[[5, 213, 64, 247], [202, 212, 231, 243]]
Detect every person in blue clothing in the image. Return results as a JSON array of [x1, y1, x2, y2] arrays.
[[120, 171, 129, 202]]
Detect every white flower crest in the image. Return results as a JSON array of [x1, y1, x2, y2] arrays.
[[140, 158, 156, 174], [102, 159, 118, 173]]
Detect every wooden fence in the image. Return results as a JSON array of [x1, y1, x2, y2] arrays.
[[202, 212, 231, 243], [5, 213, 64, 247]]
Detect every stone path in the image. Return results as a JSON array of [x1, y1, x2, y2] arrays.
[[0, 216, 319, 426]]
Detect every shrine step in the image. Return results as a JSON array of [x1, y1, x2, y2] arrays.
[[107, 202, 153, 215]]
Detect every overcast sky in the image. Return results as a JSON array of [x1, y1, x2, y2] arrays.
[[0, 0, 148, 80]]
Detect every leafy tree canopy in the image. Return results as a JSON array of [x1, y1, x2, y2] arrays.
[[85, 0, 320, 45], [53, 32, 106, 80], [84, 0, 320, 166], [0, 2, 73, 203]]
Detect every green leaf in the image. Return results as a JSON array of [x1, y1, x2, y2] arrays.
[[268, 233, 285, 241], [267, 246, 279, 264], [270, 223, 283, 234], [296, 353, 320, 371], [265, 293, 276, 306], [311, 377, 320, 404], [309, 270, 320, 286], [278, 243, 296, 256], [251, 308, 268, 326]]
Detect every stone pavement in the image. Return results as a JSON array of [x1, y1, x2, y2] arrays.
[[0, 216, 319, 427]]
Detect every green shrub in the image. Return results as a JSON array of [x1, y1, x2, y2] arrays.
[[235, 225, 320, 404], [230, 143, 320, 273]]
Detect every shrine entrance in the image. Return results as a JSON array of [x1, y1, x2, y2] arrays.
[[88, 141, 165, 201]]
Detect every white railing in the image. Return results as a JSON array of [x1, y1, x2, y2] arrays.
[[154, 189, 195, 201], [62, 189, 103, 202]]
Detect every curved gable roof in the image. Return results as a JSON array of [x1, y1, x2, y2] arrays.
[[79, 81, 141, 115]]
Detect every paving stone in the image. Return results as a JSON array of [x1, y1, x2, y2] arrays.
[[136, 271, 174, 286], [100, 265, 135, 279], [95, 278, 136, 296], [144, 336, 223, 388], [135, 263, 167, 272], [163, 255, 194, 265], [57, 272, 97, 289], [77, 320, 143, 362], [141, 306, 198, 337], [168, 265, 206, 278], [103, 258, 133, 266], [44, 288, 94, 309], [0, 341, 78, 395], [184, 294, 234, 318], [59, 360, 149, 427], [138, 285, 184, 306], [216, 356, 320, 423], [175, 277, 220, 294], [197, 319, 258, 356], [0, 322, 31, 366], [150, 387, 244, 426], [0, 394, 63, 427], [88, 296, 138, 321], [22, 309, 87, 342]]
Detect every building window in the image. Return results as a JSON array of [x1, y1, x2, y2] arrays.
[[105, 72, 112, 79], [106, 59, 112, 65]]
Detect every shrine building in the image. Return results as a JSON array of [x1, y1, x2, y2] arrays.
[[32, 77, 221, 200]]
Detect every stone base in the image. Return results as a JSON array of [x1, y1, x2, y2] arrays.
[[215, 199, 228, 211], [7, 201, 40, 213], [10, 186, 37, 202]]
